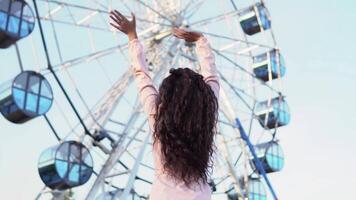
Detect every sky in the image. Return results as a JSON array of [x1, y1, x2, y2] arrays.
[[267, 0, 356, 199], [1, 0, 356, 199]]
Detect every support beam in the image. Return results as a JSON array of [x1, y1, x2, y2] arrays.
[[235, 118, 278, 200]]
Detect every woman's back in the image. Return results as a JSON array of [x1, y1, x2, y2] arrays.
[[150, 142, 212, 200]]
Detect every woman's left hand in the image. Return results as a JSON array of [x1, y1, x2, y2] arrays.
[[110, 10, 137, 41], [173, 28, 203, 42]]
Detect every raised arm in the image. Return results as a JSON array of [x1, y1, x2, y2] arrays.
[[129, 39, 158, 116], [196, 37, 220, 98], [173, 28, 220, 98], [110, 10, 158, 118]]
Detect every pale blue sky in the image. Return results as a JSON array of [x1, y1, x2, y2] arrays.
[[267, 0, 356, 199], [0, 0, 356, 199]]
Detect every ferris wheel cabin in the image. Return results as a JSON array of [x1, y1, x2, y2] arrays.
[[0, 0, 35, 48], [38, 141, 93, 190], [251, 141, 284, 174], [0, 71, 53, 123], [227, 178, 267, 200], [253, 49, 286, 82], [239, 3, 271, 36], [255, 96, 290, 129]]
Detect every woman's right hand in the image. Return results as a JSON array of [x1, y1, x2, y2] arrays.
[[110, 10, 137, 41], [173, 28, 203, 42]]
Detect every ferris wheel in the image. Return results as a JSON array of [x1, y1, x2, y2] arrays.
[[0, 0, 290, 200]]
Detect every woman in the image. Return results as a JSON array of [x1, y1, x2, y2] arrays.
[[110, 10, 220, 200]]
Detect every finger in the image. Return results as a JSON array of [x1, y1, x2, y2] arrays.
[[173, 31, 184, 38], [180, 32, 190, 39], [110, 15, 121, 24], [172, 28, 181, 35], [110, 22, 123, 31], [173, 29, 186, 37], [174, 28, 186, 34], [110, 11, 123, 23], [115, 10, 127, 22], [180, 30, 191, 38], [177, 28, 189, 34], [110, 16, 125, 28], [172, 32, 183, 38], [173, 33, 184, 39], [131, 12, 136, 22], [110, 14, 123, 25], [172, 28, 179, 36], [173, 34, 186, 40], [110, 22, 121, 29], [110, 10, 122, 21]]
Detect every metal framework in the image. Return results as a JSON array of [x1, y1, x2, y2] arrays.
[[0, 0, 288, 199]]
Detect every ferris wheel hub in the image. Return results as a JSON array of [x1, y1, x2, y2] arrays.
[[172, 15, 185, 27]]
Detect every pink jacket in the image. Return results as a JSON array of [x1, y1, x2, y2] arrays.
[[129, 36, 219, 200]]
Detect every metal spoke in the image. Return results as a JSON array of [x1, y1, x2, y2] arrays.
[[184, 0, 206, 19], [134, 0, 173, 23], [190, 10, 239, 27], [39, 0, 172, 27], [201, 31, 274, 50]]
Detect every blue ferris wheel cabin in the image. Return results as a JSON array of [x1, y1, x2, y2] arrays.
[[0, 0, 35, 48], [0, 71, 53, 123], [253, 49, 286, 82], [227, 178, 267, 200], [255, 96, 291, 129], [251, 141, 285, 174], [247, 179, 267, 200], [38, 141, 94, 190], [239, 3, 271, 36]]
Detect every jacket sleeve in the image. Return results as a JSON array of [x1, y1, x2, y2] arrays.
[[196, 37, 220, 99], [129, 39, 158, 118]]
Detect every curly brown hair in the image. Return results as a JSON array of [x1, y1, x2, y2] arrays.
[[153, 67, 219, 187]]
